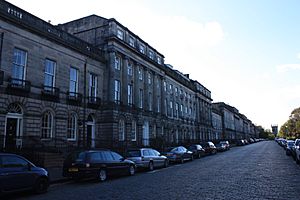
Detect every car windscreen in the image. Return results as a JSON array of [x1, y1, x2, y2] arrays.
[[126, 150, 141, 157]]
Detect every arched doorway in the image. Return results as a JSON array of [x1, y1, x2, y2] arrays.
[[87, 114, 95, 148], [5, 103, 23, 150]]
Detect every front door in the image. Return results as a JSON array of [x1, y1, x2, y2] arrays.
[[87, 124, 95, 148], [143, 121, 149, 146], [5, 118, 18, 151]]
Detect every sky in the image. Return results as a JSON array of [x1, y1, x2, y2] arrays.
[[6, 0, 300, 130]]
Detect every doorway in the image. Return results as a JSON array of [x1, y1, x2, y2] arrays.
[[87, 115, 95, 148]]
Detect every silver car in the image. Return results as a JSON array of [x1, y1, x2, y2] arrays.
[[126, 148, 169, 171]]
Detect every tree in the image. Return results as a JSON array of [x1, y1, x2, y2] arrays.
[[279, 107, 300, 139]]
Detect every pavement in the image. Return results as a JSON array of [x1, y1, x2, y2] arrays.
[[47, 167, 70, 184]]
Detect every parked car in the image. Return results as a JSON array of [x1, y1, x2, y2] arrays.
[[286, 140, 295, 156], [0, 153, 49, 195], [291, 139, 300, 160], [219, 141, 230, 150], [215, 143, 227, 152], [188, 144, 205, 159], [201, 142, 217, 155], [236, 139, 245, 146], [63, 150, 136, 182], [295, 140, 300, 164], [125, 148, 168, 171], [163, 146, 193, 163]]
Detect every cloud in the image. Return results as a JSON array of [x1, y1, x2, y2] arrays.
[[276, 64, 300, 73]]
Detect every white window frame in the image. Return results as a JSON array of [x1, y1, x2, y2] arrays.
[[89, 73, 98, 98], [139, 44, 145, 54], [148, 72, 152, 84], [149, 51, 154, 59], [114, 55, 121, 70], [67, 113, 77, 141], [127, 62, 133, 76], [139, 89, 143, 108], [138, 67, 143, 80], [157, 56, 161, 64], [69, 67, 78, 94], [44, 59, 56, 88], [128, 84, 133, 105], [129, 36, 135, 47], [12, 48, 27, 82], [41, 111, 53, 139], [114, 80, 121, 102], [117, 28, 124, 40]]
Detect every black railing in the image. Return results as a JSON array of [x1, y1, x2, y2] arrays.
[[7, 77, 31, 92], [87, 96, 101, 108], [67, 91, 82, 104], [41, 85, 60, 99]]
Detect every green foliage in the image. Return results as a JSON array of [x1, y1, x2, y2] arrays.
[[279, 107, 300, 138]]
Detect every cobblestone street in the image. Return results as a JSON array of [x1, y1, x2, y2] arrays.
[[6, 141, 299, 200]]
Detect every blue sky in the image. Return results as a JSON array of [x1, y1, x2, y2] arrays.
[[6, 0, 300, 129]]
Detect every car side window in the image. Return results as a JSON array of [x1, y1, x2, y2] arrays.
[[153, 150, 160, 156], [148, 150, 156, 156], [90, 152, 103, 162], [100, 151, 114, 161], [2, 156, 28, 168], [111, 152, 123, 161], [142, 150, 149, 156]]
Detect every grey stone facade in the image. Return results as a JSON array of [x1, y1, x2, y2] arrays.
[[212, 102, 258, 141], [0, 1, 218, 156]]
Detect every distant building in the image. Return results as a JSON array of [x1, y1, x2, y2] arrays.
[[271, 124, 278, 136], [212, 102, 257, 141]]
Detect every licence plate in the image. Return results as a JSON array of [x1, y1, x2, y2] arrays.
[[68, 168, 78, 172]]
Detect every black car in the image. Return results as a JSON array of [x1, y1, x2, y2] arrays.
[[0, 153, 49, 195], [188, 144, 205, 159], [201, 142, 217, 155], [63, 150, 136, 181], [163, 146, 193, 163], [215, 143, 227, 152], [126, 148, 168, 171]]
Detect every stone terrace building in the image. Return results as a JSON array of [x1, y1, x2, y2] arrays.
[[58, 15, 213, 151], [212, 102, 257, 141], [0, 1, 106, 154], [0, 1, 213, 159]]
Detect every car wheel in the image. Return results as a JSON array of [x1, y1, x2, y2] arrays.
[[129, 165, 135, 176], [148, 161, 154, 171], [296, 156, 300, 164], [98, 169, 107, 182], [180, 157, 184, 164], [163, 159, 169, 168], [34, 177, 49, 194], [190, 155, 194, 161]]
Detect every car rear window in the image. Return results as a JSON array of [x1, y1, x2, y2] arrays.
[[127, 150, 141, 157]]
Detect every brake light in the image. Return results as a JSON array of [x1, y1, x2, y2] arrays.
[[86, 163, 90, 168]]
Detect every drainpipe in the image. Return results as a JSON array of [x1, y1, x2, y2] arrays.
[[0, 32, 4, 85], [83, 60, 87, 149]]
